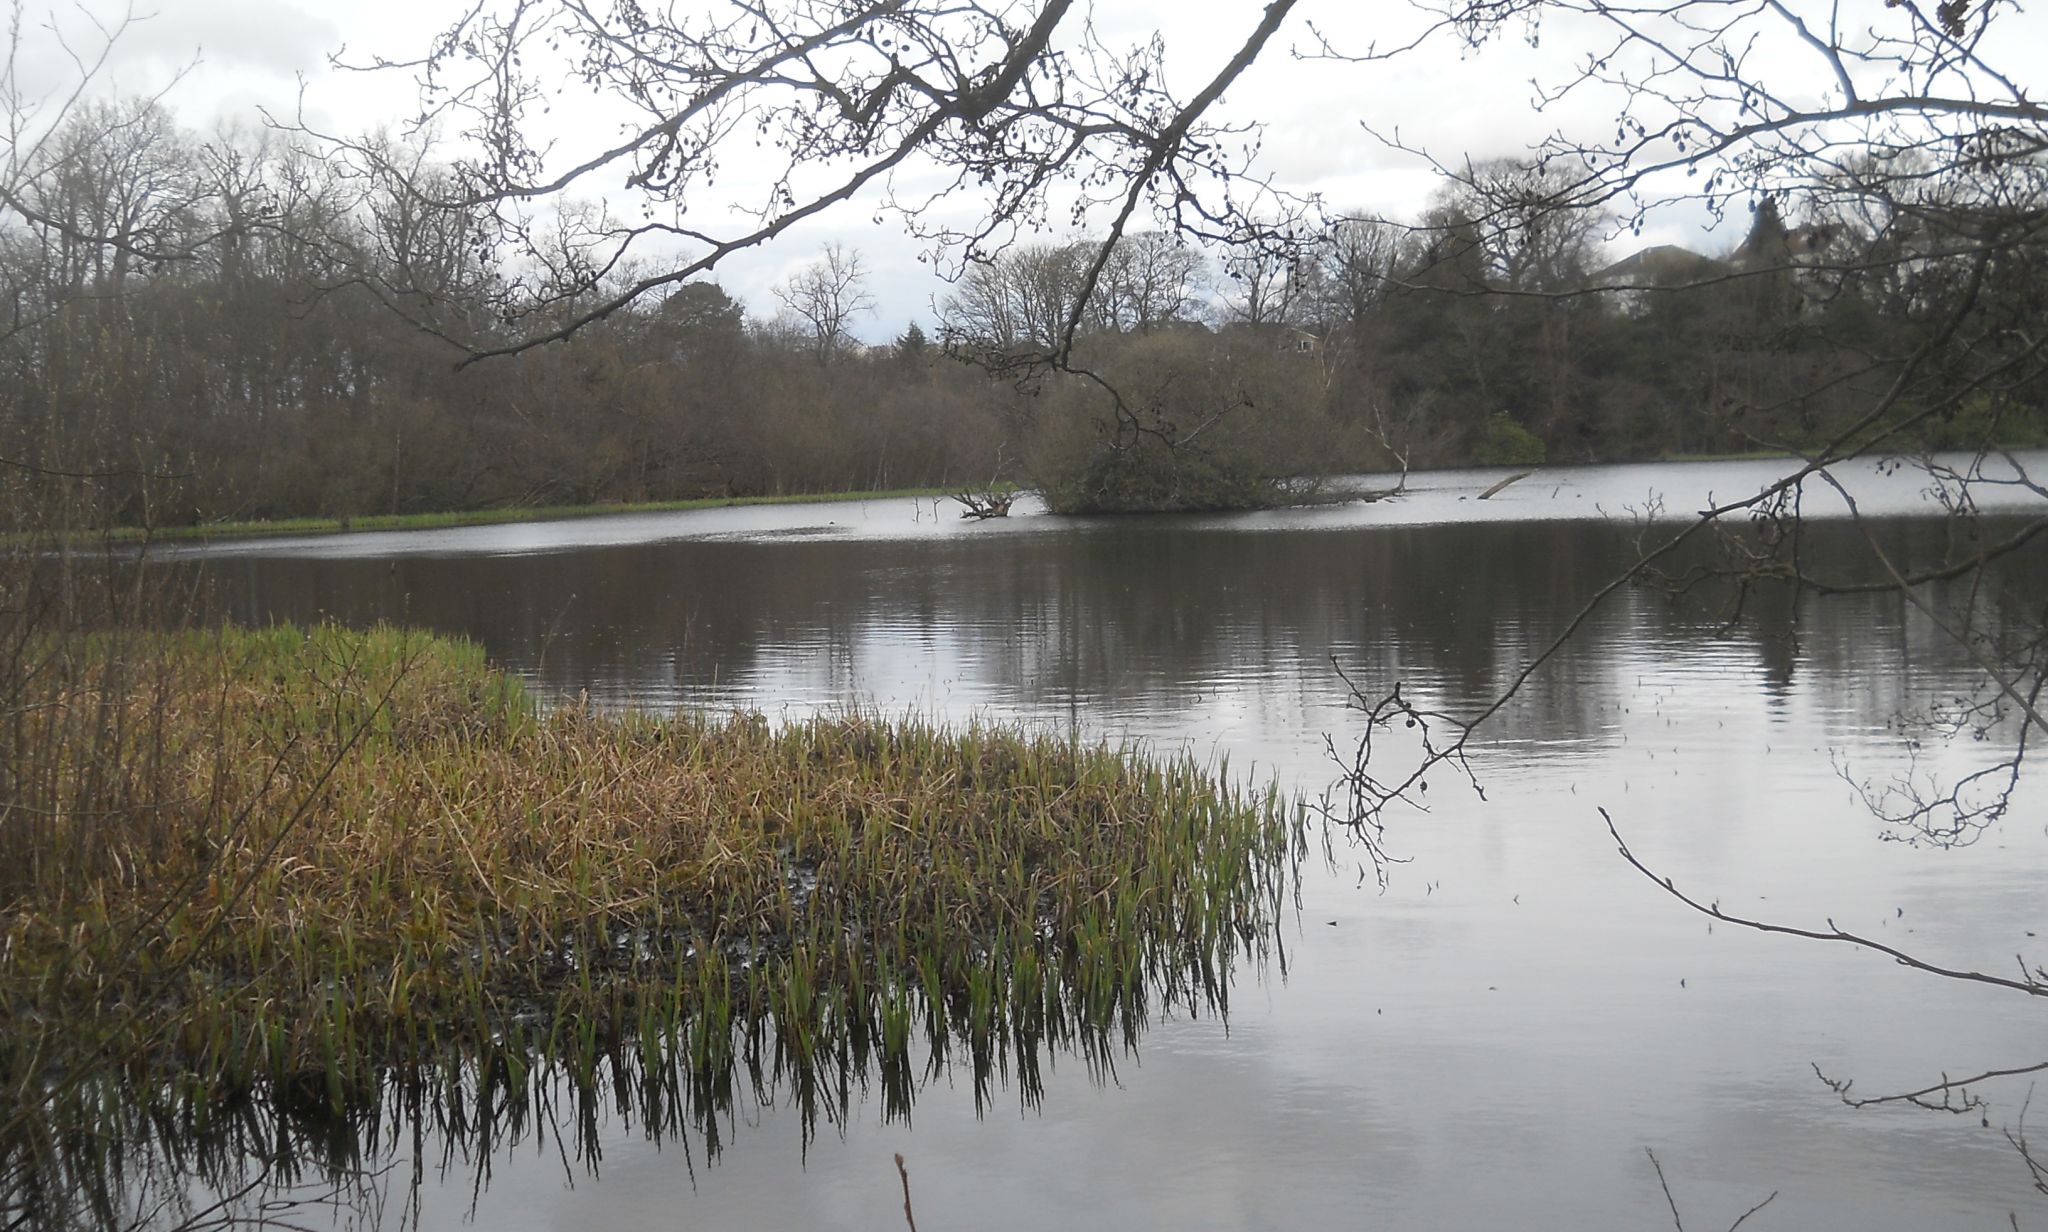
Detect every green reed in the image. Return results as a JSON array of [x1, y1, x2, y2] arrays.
[[0, 623, 1301, 1226]]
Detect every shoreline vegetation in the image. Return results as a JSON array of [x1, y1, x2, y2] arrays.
[[0, 624, 1300, 1220], [68, 453, 1818, 546], [82, 487, 962, 545]]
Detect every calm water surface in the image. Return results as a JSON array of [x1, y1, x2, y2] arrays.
[[181, 457, 2048, 1229]]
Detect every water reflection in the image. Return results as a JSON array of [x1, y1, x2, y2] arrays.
[[29, 978, 1205, 1232], [132, 460, 2048, 1230], [198, 513, 2042, 747]]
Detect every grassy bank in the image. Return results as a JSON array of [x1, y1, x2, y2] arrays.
[[87, 487, 960, 544], [0, 624, 1298, 1215]]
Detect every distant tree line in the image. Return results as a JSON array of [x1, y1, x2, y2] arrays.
[[952, 155, 2046, 512], [1303, 157, 2048, 469], [2, 102, 2040, 527], [0, 104, 1009, 529]]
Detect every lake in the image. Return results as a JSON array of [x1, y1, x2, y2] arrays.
[[165, 456, 2047, 1229]]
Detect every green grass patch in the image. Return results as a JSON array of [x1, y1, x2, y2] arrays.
[[0, 624, 1299, 1219]]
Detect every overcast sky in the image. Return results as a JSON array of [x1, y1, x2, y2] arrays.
[[17, 0, 2048, 339]]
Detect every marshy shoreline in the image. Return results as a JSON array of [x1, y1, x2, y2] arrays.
[[0, 623, 1301, 1223]]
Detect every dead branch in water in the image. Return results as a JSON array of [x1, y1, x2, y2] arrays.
[[1477, 470, 1534, 501]]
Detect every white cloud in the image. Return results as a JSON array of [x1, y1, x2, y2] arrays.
[[117, 0, 339, 74]]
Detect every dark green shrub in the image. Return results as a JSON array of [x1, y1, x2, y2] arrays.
[[1478, 413, 1547, 466]]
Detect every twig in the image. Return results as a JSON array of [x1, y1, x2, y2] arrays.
[[1815, 1058, 2048, 1114], [1602, 807, 2047, 997], [895, 1153, 918, 1232], [1645, 1146, 1779, 1232], [1647, 1148, 1686, 1231], [1725, 1189, 1781, 1232]]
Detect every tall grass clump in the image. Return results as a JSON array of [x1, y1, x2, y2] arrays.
[[0, 622, 1301, 1226]]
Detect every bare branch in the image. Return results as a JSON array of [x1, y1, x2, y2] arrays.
[[1602, 807, 2048, 999]]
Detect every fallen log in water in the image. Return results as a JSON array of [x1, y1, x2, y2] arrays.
[[1477, 470, 1535, 500]]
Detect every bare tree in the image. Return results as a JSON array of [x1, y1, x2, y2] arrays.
[[1428, 158, 1609, 293], [1302, 217, 1401, 334], [940, 234, 1204, 348], [1219, 239, 1305, 327], [0, 4, 203, 288], [1094, 232, 1208, 332], [774, 242, 876, 364], [940, 241, 1088, 352], [298, 0, 1304, 370]]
